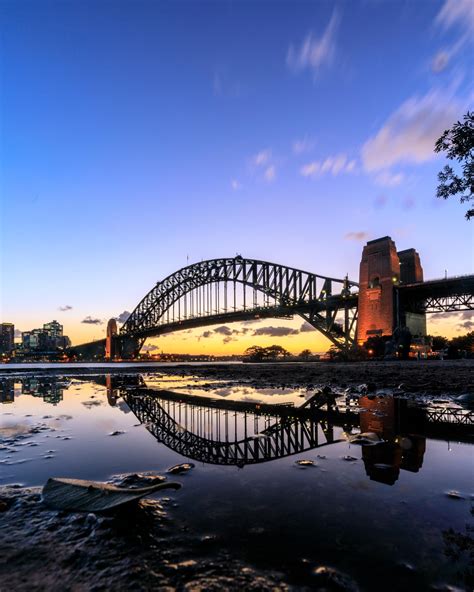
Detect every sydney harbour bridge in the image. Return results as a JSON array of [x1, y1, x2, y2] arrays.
[[68, 236, 474, 359]]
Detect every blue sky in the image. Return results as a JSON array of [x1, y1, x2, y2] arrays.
[[1, 0, 473, 350]]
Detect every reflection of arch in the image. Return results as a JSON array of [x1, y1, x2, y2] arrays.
[[120, 257, 359, 349], [122, 389, 342, 466], [119, 387, 473, 479]]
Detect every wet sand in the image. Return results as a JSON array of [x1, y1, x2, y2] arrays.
[[154, 360, 474, 394], [0, 483, 290, 592], [3, 360, 472, 394]]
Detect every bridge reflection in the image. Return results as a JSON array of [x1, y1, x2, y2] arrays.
[[124, 390, 341, 466], [114, 381, 473, 484]]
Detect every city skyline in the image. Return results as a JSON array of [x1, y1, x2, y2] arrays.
[[1, 0, 473, 353]]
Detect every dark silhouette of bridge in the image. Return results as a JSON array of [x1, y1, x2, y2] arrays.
[[68, 237, 474, 359]]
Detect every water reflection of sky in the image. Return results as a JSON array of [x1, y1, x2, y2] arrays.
[[1, 373, 473, 592]]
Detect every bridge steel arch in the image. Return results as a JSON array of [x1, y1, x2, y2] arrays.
[[120, 257, 359, 349]]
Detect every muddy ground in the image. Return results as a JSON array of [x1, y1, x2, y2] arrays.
[[0, 480, 355, 592], [2, 360, 472, 394], [153, 360, 474, 394]]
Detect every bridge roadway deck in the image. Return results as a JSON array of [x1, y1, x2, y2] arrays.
[[398, 274, 474, 312], [127, 296, 358, 340]]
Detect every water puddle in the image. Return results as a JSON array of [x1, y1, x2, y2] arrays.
[[0, 371, 472, 591]]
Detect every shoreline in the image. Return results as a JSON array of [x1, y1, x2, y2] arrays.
[[1, 359, 473, 394]]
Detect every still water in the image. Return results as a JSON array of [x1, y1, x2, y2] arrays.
[[1, 371, 473, 591]]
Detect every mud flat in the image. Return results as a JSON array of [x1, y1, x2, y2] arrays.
[[0, 483, 288, 592], [152, 360, 474, 394], [1, 360, 473, 394]]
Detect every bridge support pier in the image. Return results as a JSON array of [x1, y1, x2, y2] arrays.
[[356, 237, 426, 345], [116, 335, 143, 359]]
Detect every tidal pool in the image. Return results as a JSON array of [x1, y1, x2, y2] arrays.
[[0, 371, 472, 591]]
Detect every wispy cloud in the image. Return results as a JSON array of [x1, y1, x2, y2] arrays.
[[374, 194, 388, 209], [212, 71, 242, 98], [252, 326, 299, 337], [58, 305, 73, 311], [292, 137, 315, 154], [142, 344, 159, 352], [264, 165, 276, 182], [361, 89, 463, 172], [231, 179, 242, 191], [252, 149, 272, 167], [115, 310, 131, 324], [374, 171, 404, 187], [287, 11, 340, 77], [198, 326, 251, 343], [344, 232, 369, 242], [436, 0, 474, 33], [250, 148, 277, 183], [431, 51, 450, 73], [82, 316, 103, 325], [214, 326, 233, 336], [300, 154, 356, 178], [431, 1, 473, 73]]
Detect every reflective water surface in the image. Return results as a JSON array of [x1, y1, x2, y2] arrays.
[[1, 371, 473, 591]]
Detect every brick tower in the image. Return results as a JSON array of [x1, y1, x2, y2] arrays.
[[357, 237, 400, 345], [105, 318, 118, 360], [397, 248, 426, 336], [357, 237, 427, 345]]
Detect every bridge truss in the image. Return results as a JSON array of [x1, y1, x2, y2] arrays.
[[399, 275, 474, 313], [121, 257, 359, 349]]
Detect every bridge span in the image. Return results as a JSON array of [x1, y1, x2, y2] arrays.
[[68, 236, 474, 359]]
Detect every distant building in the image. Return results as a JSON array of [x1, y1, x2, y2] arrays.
[[21, 320, 71, 353], [43, 320, 63, 339], [0, 323, 15, 354]]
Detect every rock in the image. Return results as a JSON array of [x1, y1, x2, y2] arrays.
[[348, 432, 382, 446], [395, 561, 416, 573], [109, 430, 125, 436], [312, 565, 359, 591], [341, 455, 357, 462], [116, 473, 166, 488], [167, 463, 195, 475], [445, 490, 465, 500], [295, 459, 316, 467]]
